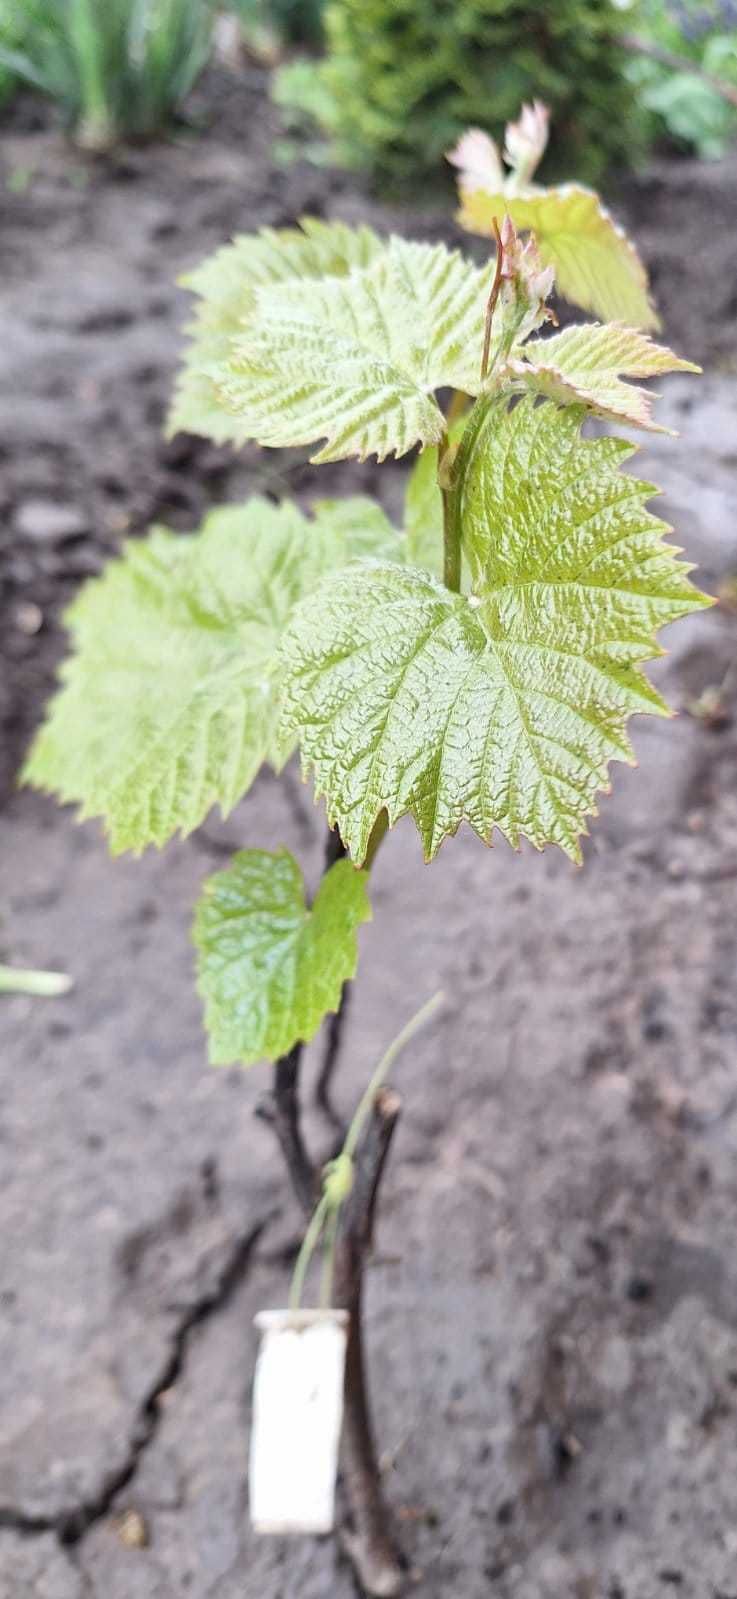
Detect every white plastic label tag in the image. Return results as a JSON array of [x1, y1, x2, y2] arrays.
[[249, 1308, 349, 1535]]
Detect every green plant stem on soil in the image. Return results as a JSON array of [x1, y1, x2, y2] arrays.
[[289, 989, 443, 1312]]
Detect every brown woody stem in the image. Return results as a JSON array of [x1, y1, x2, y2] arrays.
[[315, 829, 351, 1131], [315, 814, 388, 1128], [255, 1042, 316, 1216], [257, 826, 402, 1594], [334, 1087, 405, 1597]]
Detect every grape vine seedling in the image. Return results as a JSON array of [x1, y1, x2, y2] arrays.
[[25, 102, 709, 1595]]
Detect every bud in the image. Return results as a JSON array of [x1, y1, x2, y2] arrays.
[[493, 214, 556, 362], [500, 215, 555, 306], [503, 100, 550, 186], [447, 127, 504, 194]]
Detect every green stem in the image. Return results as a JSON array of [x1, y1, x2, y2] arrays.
[[0, 965, 72, 997], [288, 991, 443, 1311], [289, 1192, 331, 1311], [481, 216, 504, 385], [446, 390, 470, 430], [444, 388, 501, 595], [440, 429, 461, 593], [320, 1207, 340, 1307], [441, 221, 507, 594], [440, 390, 472, 594], [343, 990, 443, 1161]]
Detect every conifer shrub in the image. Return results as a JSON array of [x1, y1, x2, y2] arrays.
[[275, 0, 644, 186]]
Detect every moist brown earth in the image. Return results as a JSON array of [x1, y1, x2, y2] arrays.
[[1, 64, 737, 1599]]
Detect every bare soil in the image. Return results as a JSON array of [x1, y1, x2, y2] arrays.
[[1, 64, 737, 1599]]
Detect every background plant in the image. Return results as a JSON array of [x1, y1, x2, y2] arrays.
[[273, 0, 645, 188], [230, 0, 325, 50], [24, 102, 709, 1594], [626, 0, 737, 158], [0, 0, 215, 148]]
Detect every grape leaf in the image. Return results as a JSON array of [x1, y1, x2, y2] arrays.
[[510, 323, 700, 432], [182, 216, 383, 306], [403, 443, 445, 577], [280, 398, 709, 864], [214, 238, 488, 463], [168, 217, 383, 444], [308, 495, 399, 560], [193, 848, 371, 1066], [456, 183, 658, 331], [24, 497, 398, 854]]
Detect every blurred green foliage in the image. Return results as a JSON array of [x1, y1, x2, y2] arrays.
[[0, 0, 215, 146], [230, 0, 324, 47], [627, 1, 737, 157], [274, 0, 645, 187], [0, 62, 16, 107]]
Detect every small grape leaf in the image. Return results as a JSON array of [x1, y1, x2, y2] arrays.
[[193, 848, 371, 1066], [168, 217, 383, 444], [280, 397, 709, 863], [214, 238, 488, 463], [510, 323, 700, 432], [455, 180, 658, 331], [24, 497, 398, 854]]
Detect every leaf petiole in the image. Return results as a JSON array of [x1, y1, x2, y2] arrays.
[[288, 991, 444, 1311], [480, 215, 505, 384]]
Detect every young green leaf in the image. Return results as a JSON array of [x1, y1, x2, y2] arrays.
[[193, 848, 371, 1066], [280, 398, 709, 864], [214, 239, 488, 463], [168, 217, 383, 443], [453, 167, 657, 331], [510, 323, 700, 433], [24, 496, 400, 854]]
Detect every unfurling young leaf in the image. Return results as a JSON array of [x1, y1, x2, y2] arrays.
[[508, 323, 701, 433], [449, 106, 658, 330], [280, 398, 709, 865], [193, 848, 371, 1066], [24, 496, 401, 854], [503, 99, 550, 186]]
